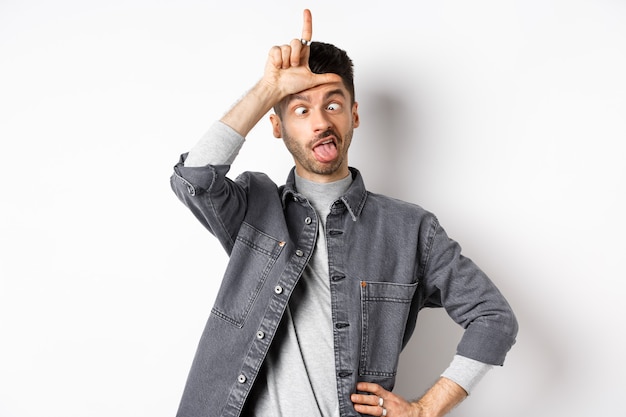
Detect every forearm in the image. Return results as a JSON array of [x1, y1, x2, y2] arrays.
[[220, 79, 282, 137], [413, 376, 467, 417], [184, 80, 278, 168]]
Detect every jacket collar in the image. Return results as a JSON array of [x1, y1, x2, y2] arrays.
[[281, 167, 368, 220]]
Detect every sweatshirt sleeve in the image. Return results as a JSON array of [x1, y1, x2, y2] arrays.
[[441, 354, 494, 394], [183, 121, 245, 167]]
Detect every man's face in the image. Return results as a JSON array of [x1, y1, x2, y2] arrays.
[[270, 81, 360, 183]]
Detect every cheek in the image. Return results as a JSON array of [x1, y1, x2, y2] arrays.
[[283, 120, 310, 139]]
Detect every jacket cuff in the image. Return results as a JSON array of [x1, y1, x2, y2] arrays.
[[456, 323, 517, 366], [172, 154, 230, 196]]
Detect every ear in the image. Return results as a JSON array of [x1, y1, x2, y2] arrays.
[[352, 102, 360, 128], [269, 114, 282, 138]]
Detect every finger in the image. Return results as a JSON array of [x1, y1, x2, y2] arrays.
[[289, 38, 305, 67], [351, 393, 381, 406], [312, 72, 343, 86], [356, 382, 386, 396], [280, 45, 292, 69], [301, 9, 312, 42], [268, 46, 283, 69], [353, 404, 384, 416]]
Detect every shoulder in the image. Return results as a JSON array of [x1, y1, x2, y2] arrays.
[[234, 171, 280, 189], [365, 191, 438, 222]]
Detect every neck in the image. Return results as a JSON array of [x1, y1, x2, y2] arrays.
[[294, 166, 350, 184], [294, 170, 353, 215]]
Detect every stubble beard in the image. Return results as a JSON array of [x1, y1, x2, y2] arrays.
[[283, 127, 354, 176]]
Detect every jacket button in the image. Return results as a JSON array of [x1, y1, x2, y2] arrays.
[[238, 374, 247, 384], [256, 331, 265, 339], [305, 217, 312, 224], [274, 285, 283, 294], [295, 249, 304, 257]]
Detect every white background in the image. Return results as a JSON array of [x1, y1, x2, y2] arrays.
[[1, 1, 625, 416]]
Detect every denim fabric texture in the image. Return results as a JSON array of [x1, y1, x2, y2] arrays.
[[170, 157, 518, 417]]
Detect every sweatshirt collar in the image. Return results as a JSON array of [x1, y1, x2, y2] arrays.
[[281, 167, 368, 221]]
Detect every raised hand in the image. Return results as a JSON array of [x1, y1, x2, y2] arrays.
[[221, 9, 341, 136], [262, 9, 341, 99]]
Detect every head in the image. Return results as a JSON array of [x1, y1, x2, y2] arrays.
[[270, 41, 360, 183]]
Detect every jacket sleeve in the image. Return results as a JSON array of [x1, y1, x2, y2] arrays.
[[422, 217, 518, 366], [170, 157, 247, 255]]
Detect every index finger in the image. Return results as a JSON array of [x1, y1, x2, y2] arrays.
[[301, 9, 312, 42]]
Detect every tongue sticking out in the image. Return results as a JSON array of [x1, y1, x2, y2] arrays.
[[313, 142, 338, 163]]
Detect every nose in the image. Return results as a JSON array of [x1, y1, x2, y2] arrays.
[[310, 109, 332, 133]]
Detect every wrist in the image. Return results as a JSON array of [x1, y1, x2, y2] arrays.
[[414, 401, 442, 417], [412, 377, 467, 417], [253, 78, 286, 108], [410, 402, 425, 417]]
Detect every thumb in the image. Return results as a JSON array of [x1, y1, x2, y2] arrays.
[[311, 72, 344, 87]]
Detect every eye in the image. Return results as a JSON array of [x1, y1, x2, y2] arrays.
[[294, 106, 308, 116], [327, 102, 342, 112]]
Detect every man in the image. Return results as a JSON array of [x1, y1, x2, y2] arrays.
[[170, 9, 517, 417]]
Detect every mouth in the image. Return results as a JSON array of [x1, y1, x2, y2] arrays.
[[312, 136, 339, 163]]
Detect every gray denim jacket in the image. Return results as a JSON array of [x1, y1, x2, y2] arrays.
[[170, 158, 518, 417]]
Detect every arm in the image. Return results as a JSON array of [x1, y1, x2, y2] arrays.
[[425, 221, 519, 365], [351, 217, 516, 416], [171, 9, 342, 247], [184, 9, 341, 167], [412, 377, 468, 417], [351, 355, 492, 416]]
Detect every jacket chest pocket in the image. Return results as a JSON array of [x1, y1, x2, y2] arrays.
[[211, 222, 285, 328], [359, 280, 418, 377]]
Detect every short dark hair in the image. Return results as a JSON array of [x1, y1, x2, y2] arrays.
[[274, 41, 355, 117], [309, 41, 355, 103]]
